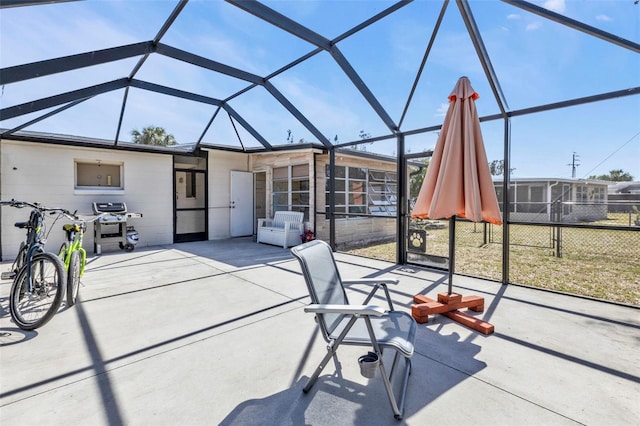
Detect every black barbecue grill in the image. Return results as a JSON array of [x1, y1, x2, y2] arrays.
[[92, 202, 142, 252]]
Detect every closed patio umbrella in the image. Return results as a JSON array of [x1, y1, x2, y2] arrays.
[[411, 76, 502, 333], [412, 76, 502, 225]]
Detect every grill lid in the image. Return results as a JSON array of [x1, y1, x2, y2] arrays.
[[93, 202, 127, 214]]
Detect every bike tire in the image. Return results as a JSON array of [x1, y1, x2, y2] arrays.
[[15, 241, 27, 271], [58, 243, 68, 262], [66, 250, 81, 307], [9, 252, 66, 330]]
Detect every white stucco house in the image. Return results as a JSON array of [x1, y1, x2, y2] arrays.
[[1, 135, 400, 260], [493, 178, 609, 223]]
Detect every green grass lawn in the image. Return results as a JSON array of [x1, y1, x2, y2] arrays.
[[345, 217, 640, 306]]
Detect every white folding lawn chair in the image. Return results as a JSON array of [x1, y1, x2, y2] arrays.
[[291, 240, 416, 420]]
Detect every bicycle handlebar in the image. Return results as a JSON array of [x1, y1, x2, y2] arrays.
[[0, 199, 68, 213], [1, 199, 106, 223], [0, 199, 40, 209]]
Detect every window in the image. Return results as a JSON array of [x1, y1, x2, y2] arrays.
[[325, 165, 397, 217], [272, 164, 309, 220], [367, 169, 397, 216], [75, 160, 123, 190], [576, 186, 588, 202], [592, 187, 605, 202], [185, 171, 196, 198]]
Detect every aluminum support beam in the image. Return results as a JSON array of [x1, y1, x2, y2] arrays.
[[130, 80, 223, 106], [226, 0, 398, 133], [396, 134, 407, 264], [457, 0, 509, 115], [0, 42, 154, 85], [226, 0, 331, 49], [263, 81, 332, 148], [157, 44, 334, 148], [503, 0, 640, 54], [114, 86, 130, 146], [221, 104, 273, 150], [129, 80, 272, 149], [329, 46, 398, 132], [501, 118, 512, 285], [0, 78, 129, 120], [129, 0, 188, 79], [1, 98, 89, 137], [0, 0, 78, 8], [156, 44, 263, 85], [333, 1, 413, 44], [399, 0, 449, 129]]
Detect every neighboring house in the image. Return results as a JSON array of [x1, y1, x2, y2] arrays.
[[1, 136, 399, 259], [493, 178, 609, 223], [607, 181, 640, 213]]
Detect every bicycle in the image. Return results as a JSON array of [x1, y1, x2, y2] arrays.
[[56, 211, 105, 307], [56, 210, 88, 307], [1, 200, 67, 330]]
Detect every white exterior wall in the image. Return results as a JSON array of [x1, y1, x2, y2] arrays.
[[206, 150, 249, 239], [1, 140, 173, 260]]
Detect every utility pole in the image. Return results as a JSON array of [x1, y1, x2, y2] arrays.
[[567, 152, 580, 178]]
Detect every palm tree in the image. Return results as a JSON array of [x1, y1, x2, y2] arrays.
[[131, 126, 177, 146]]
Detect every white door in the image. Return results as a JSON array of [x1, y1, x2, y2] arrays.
[[230, 171, 254, 237]]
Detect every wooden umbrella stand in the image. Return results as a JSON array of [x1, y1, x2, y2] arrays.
[[411, 218, 494, 335]]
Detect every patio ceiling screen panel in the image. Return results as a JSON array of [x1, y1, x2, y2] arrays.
[[201, 101, 269, 150], [228, 0, 402, 139], [403, 132, 440, 156], [509, 97, 640, 181], [476, 0, 640, 110], [0, 2, 173, 65], [337, 1, 445, 129], [261, 0, 402, 41], [117, 86, 218, 147], [0, 58, 141, 115], [164, 1, 316, 78], [131, 53, 250, 101], [398, 1, 503, 133], [224, 85, 320, 147], [4, 90, 128, 142], [269, 52, 392, 148]]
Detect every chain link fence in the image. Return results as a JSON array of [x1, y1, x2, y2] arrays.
[[347, 201, 640, 306]]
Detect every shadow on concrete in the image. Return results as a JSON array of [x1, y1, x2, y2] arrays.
[[0, 327, 37, 346], [219, 327, 487, 425], [170, 238, 297, 268]]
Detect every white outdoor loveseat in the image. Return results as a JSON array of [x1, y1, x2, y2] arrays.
[[256, 211, 304, 248]]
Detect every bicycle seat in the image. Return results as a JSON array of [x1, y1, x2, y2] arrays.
[[14, 221, 28, 229]]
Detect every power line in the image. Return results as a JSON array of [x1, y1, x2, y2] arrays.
[[581, 130, 640, 178]]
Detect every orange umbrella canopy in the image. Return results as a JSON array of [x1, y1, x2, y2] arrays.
[[412, 77, 503, 225]]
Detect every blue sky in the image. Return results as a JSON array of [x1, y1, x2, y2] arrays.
[[1, 0, 638, 180]]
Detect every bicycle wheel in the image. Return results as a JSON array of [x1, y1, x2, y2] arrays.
[[58, 243, 68, 262], [15, 242, 27, 271], [9, 252, 66, 330], [66, 250, 81, 307]]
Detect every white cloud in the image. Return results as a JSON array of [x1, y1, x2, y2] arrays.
[[596, 14, 613, 22], [507, 14, 521, 20], [435, 103, 449, 118], [526, 22, 542, 31], [543, 0, 566, 13]]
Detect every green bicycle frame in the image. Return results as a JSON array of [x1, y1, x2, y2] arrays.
[[59, 223, 87, 276]]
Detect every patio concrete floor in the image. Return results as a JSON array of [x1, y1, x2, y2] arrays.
[[1, 238, 639, 426]]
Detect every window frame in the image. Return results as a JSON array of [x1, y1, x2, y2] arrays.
[[272, 164, 310, 220], [74, 160, 124, 194]]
